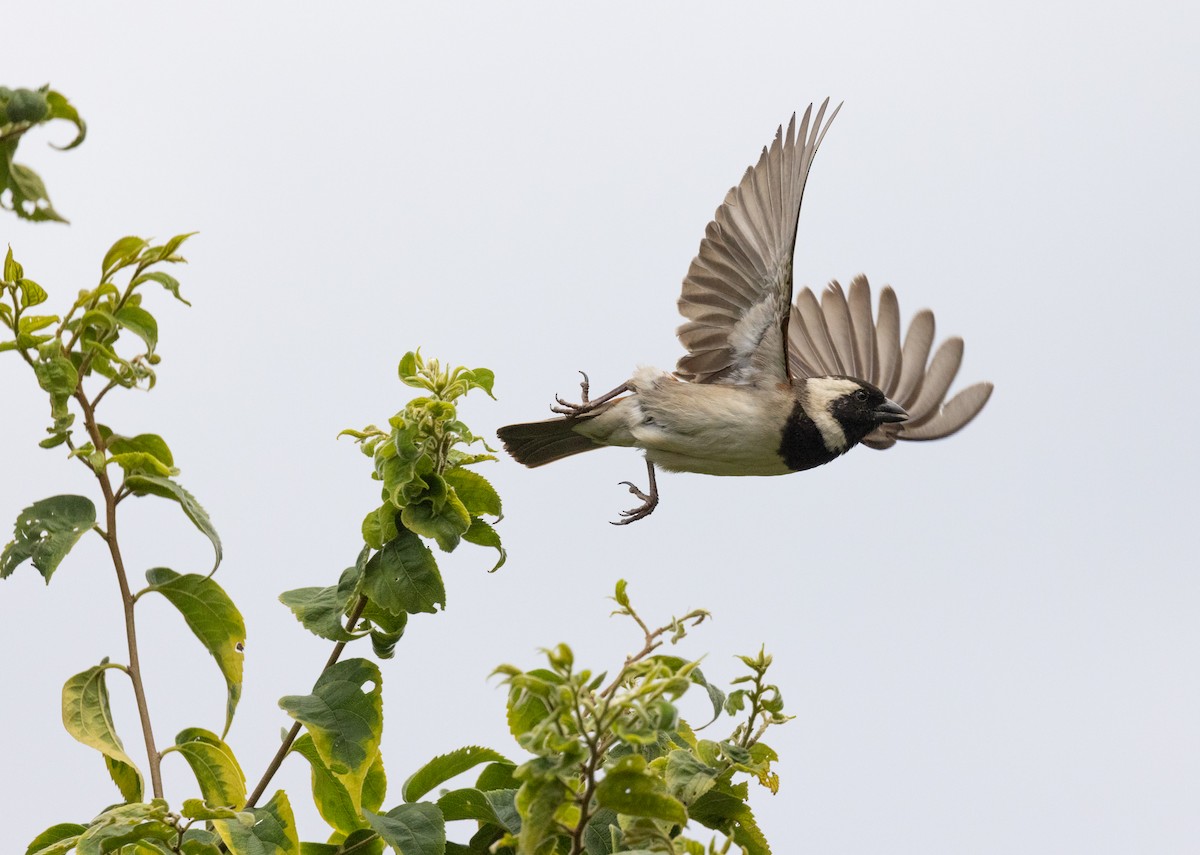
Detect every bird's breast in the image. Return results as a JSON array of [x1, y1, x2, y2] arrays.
[[625, 378, 797, 476]]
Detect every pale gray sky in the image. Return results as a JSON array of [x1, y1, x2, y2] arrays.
[[2, 2, 1197, 852]]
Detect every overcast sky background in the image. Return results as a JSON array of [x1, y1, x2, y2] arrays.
[[2, 2, 1197, 852]]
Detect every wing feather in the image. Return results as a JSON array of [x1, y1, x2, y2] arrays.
[[787, 275, 992, 448], [675, 100, 842, 385]]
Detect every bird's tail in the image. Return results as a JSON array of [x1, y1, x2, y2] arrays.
[[497, 414, 607, 468]]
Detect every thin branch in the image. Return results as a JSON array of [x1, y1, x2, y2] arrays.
[[76, 387, 164, 799], [244, 594, 369, 809]]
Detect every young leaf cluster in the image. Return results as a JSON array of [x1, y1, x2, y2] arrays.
[[0, 84, 86, 222], [399, 582, 791, 855]]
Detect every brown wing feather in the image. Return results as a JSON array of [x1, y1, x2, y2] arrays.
[[787, 275, 992, 447], [676, 100, 842, 385]]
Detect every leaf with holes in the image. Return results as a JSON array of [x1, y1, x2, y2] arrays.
[[1, 495, 95, 582], [279, 659, 382, 812]]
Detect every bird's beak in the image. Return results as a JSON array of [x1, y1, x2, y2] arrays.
[[874, 397, 909, 423]]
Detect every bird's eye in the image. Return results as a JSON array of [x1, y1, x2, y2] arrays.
[[855, 389, 869, 402]]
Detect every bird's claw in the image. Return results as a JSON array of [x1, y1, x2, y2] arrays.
[[550, 371, 592, 416], [611, 479, 658, 525]]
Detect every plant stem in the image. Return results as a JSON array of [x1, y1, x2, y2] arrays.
[[245, 594, 369, 808], [76, 388, 164, 799]]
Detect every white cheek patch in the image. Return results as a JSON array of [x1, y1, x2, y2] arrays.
[[805, 378, 861, 453]]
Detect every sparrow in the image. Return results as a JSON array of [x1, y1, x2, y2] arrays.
[[498, 99, 992, 524]]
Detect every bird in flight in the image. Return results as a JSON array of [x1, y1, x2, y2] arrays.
[[498, 100, 992, 524]]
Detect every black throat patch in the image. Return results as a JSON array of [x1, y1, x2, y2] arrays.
[[778, 401, 840, 472]]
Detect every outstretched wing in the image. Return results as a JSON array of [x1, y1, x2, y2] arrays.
[[675, 99, 841, 386], [788, 275, 993, 448]]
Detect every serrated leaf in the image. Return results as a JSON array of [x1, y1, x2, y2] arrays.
[[402, 746, 510, 803], [143, 569, 245, 735], [24, 823, 86, 855], [434, 788, 500, 825], [102, 236, 148, 278], [1, 494, 95, 582], [171, 727, 247, 808], [364, 803, 445, 855], [687, 785, 768, 855], [594, 756, 687, 826], [504, 668, 561, 741], [61, 661, 143, 802], [213, 790, 300, 855], [123, 475, 221, 571], [279, 658, 382, 812], [362, 531, 444, 615], [442, 469, 501, 518], [114, 304, 158, 353]]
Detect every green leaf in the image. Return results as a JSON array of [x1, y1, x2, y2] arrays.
[[687, 785, 768, 855], [400, 483, 470, 553], [143, 568, 245, 735], [170, 727, 247, 808], [442, 469, 501, 518], [24, 823, 86, 855], [290, 733, 366, 835], [102, 236, 149, 277], [107, 433, 174, 468], [123, 475, 221, 571], [434, 789, 500, 826], [4, 245, 23, 282], [362, 531, 444, 615], [363, 803, 445, 855], [74, 800, 173, 855], [515, 777, 567, 855], [181, 800, 251, 822], [33, 343, 78, 439], [664, 750, 718, 805], [651, 656, 724, 726], [180, 827, 225, 855], [279, 570, 363, 644], [402, 746, 510, 803], [61, 660, 143, 802], [213, 790, 300, 855], [114, 304, 158, 353], [18, 277, 48, 307], [131, 269, 191, 306], [1, 495, 95, 582], [4, 160, 67, 222], [279, 658, 383, 811], [462, 517, 505, 573], [594, 756, 687, 826], [44, 89, 87, 150]]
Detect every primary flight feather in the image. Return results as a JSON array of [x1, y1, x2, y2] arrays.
[[498, 100, 992, 523]]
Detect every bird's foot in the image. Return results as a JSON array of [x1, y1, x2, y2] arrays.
[[550, 374, 631, 417], [551, 371, 592, 415], [610, 461, 659, 526]]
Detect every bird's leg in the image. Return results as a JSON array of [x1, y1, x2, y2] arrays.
[[551, 371, 631, 416], [612, 459, 659, 526]]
